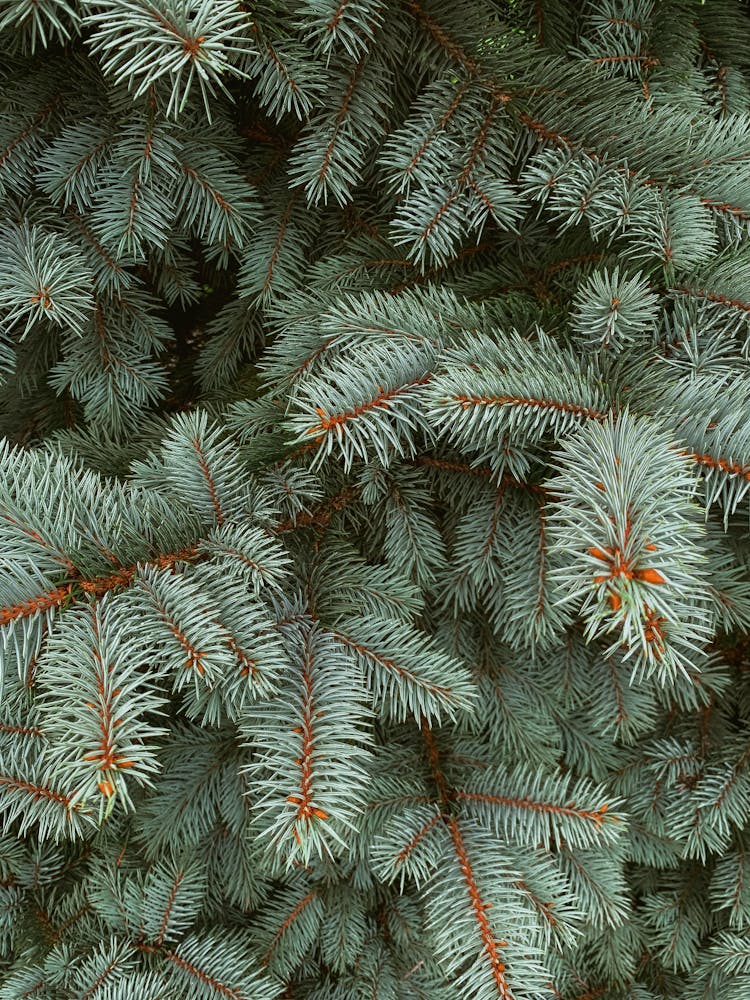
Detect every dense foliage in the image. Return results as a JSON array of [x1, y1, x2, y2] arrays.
[[3, 1, 750, 997]]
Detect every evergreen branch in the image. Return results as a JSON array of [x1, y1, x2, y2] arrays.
[[450, 392, 604, 421], [191, 436, 226, 525], [289, 642, 323, 829], [84, 0, 252, 118], [274, 486, 361, 533], [39, 597, 168, 814], [687, 450, 750, 482], [0, 584, 72, 627], [426, 334, 609, 462], [591, 53, 658, 67], [261, 192, 300, 295], [0, 546, 200, 631], [446, 816, 514, 999], [332, 616, 476, 722], [200, 523, 291, 595], [390, 90, 514, 266], [421, 717, 450, 806], [67, 210, 128, 289], [333, 628, 451, 697], [0, 720, 43, 739], [0, 223, 95, 336], [243, 620, 372, 864], [401, 79, 474, 182], [78, 547, 202, 599], [260, 891, 317, 966], [79, 957, 123, 999], [672, 284, 750, 314], [549, 412, 710, 677], [326, 0, 354, 34], [393, 811, 442, 870], [136, 570, 218, 679], [287, 345, 435, 469], [56, 136, 110, 197], [451, 762, 623, 850], [137, 856, 207, 946], [180, 165, 233, 221], [700, 198, 750, 222], [405, 0, 479, 72], [317, 55, 368, 191], [0, 773, 73, 809], [131, 411, 253, 525], [304, 376, 432, 439], [0, 96, 60, 170], [246, 22, 325, 120], [164, 950, 243, 1000], [155, 869, 184, 947], [451, 790, 612, 834], [76, 939, 136, 999]]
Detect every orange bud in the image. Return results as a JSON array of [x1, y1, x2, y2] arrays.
[[312, 808, 329, 820], [609, 591, 622, 612], [635, 568, 666, 585], [97, 780, 114, 798], [588, 547, 610, 561], [594, 481, 605, 491]]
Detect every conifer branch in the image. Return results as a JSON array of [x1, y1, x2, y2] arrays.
[[405, 0, 479, 72], [154, 869, 184, 947], [451, 789, 612, 829], [451, 392, 605, 421], [164, 950, 243, 1000], [0, 585, 72, 627], [447, 817, 514, 999], [0, 773, 73, 809], [260, 892, 317, 966], [393, 812, 442, 869], [0, 97, 60, 170]]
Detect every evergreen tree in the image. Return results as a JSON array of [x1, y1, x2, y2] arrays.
[[5, 0, 750, 997]]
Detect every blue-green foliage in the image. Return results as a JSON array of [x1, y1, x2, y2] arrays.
[[3, 1, 750, 999]]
